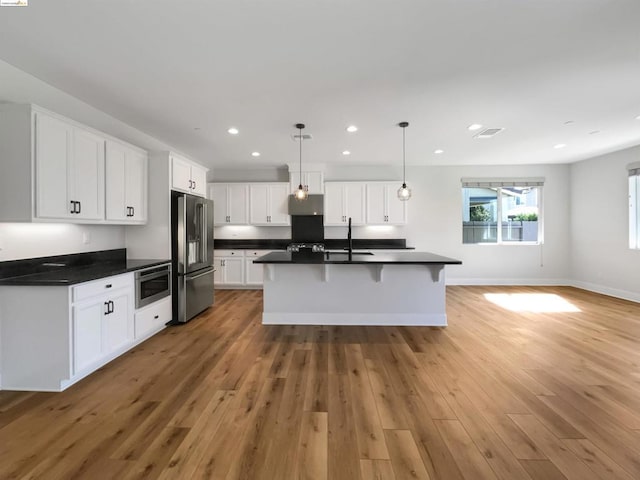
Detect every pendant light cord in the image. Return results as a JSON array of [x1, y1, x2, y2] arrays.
[[299, 125, 303, 186], [402, 126, 406, 184]]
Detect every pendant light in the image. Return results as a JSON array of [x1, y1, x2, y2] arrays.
[[397, 121, 411, 201], [293, 123, 308, 201]]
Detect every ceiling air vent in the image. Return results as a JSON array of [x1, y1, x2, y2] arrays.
[[474, 128, 504, 139], [291, 133, 313, 141]]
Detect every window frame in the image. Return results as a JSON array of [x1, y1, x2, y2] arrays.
[[461, 178, 544, 246], [629, 164, 640, 249]]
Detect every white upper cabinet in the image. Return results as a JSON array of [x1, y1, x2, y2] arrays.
[[34, 113, 73, 219], [0, 104, 148, 224], [35, 113, 105, 221], [171, 154, 208, 197], [249, 183, 290, 225], [209, 183, 249, 225], [105, 140, 148, 223], [366, 182, 407, 225], [324, 182, 366, 226], [289, 171, 324, 194]]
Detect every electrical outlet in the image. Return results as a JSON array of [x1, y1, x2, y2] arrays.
[[82, 231, 91, 244]]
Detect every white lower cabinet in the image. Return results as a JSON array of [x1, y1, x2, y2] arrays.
[[245, 250, 272, 285], [134, 296, 171, 339], [0, 271, 169, 392], [73, 289, 133, 375], [73, 301, 104, 374], [214, 250, 245, 286], [71, 274, 134, 376], [214, 249, 279, 288], [102, 292, 133, 353]]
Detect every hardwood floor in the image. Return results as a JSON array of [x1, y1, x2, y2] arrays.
[[1, 286, 640, 479]]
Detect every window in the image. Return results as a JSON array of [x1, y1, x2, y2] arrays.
[[629, 164, 640, 249], [462, 178, 543, 244]]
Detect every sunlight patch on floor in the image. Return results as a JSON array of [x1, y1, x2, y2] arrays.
[[484, 293, 581, 313]]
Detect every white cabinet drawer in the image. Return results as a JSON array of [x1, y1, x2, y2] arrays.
[[73, 272, 134, 303], [135, 296, 171, 339], [245, 250, 275, 258], [214, 249, 244, 258]]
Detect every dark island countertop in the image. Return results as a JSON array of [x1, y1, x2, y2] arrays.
[[0, 249, 170, 286], [214, 238, 414, 250], [253, 251, 462, 265]]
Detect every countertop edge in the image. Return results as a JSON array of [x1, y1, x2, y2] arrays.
[[0, 259, 171, 286]]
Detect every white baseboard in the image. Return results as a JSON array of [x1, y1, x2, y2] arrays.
[[446, 277, 640, 304], [446, 278, 572, 286], [570, 280, 640, 303], [263, 312, 448, 326]]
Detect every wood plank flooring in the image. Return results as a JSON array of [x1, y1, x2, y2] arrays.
[[1, 285, 640, 479]]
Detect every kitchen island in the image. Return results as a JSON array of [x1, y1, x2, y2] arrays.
[[253, 251, 461, 326]]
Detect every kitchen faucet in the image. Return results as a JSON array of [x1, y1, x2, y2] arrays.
[[348, 217, 353, 259]]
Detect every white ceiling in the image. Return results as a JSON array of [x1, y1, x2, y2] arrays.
[[1, 0, 639, 169]]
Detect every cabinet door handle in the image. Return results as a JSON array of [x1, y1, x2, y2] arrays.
[[192, 180, 196, 190], [105, 284, 112, 289], [154, 315, 159, 319], [77, 201, 81, 214], [104, 301, 110, 315], [70, 200, 75, 214], [109, 300, 114, 314], [131, 206, 135, 217]]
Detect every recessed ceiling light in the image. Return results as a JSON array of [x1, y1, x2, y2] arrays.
[[468, 124, 483, 131], [589, 130, 600, 135], [554, 143, 567, 149], [251, 152, 260, 157], [434, 149, 444, 154], [227, 127, 239, 135], [564, 120, 575, 125], [346, 125, 358, 133], [342, 150, 351, 156]]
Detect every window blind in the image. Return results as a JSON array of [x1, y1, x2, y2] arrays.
[[461, 178, 545, 188], [627, 162, 640, 177]]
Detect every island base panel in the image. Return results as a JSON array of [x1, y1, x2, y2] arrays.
[[262, 264, 448, 326]]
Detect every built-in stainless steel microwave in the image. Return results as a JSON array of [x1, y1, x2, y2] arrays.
[[135, 264, 171, 309]]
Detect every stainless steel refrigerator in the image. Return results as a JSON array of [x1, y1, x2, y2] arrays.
[[171, 191, 214, 323]]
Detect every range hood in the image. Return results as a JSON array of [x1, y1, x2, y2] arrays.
[[288, 194, 324, 215]]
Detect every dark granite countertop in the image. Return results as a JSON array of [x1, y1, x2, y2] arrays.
[[253, 251, 461, 265], [214, 238, 413, 250], [0, 249, 170, 286]]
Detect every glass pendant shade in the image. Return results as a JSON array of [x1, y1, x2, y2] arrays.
[[397, 182, 411, 201], [397, 121, 411, 201], [293, 122, 308, 201], [295, 184, 308, 201]]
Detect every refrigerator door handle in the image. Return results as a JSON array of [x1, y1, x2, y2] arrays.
[[177, 195, 186, 274], [202, 201, 208, 267]]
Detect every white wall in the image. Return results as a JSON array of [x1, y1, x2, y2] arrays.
[[404, 164, 571, 284], [0, 224, 124, 261], [570, 145, 640, 301]]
